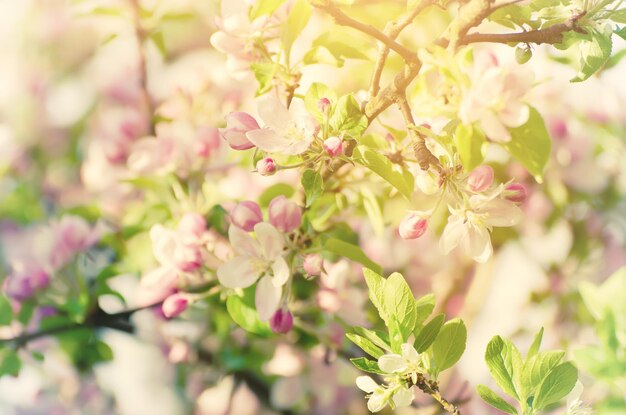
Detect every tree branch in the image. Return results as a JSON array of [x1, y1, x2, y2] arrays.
[[413, 373, 462, 415], [129, 0, 154, 134]]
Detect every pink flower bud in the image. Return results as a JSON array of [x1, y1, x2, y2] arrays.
[[174, 244, 202, 272], [302, 254, 323, 277], [269, 308, 293, 334], [317, 97, 331, 114], [256, 157, 276, 176], [231, 201, 263, 232], [195, 126, 221, 157], [162, 293, 189, 318], [505, 183, 527, 204], [467, 165, 494, 192], [399, 213, 428, 240], [4, 269, 50, 301], [220, 112, 259, 150], [323, 136, 343, 157], [269, 196, 302, 233], [177, 213, 207, 244]]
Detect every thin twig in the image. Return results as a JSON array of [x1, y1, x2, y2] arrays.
[[129, 0, 154, 134]]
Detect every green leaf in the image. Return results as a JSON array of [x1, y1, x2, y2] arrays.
[[363, 268, 386, 320], [521, 350, 565, 398], [571, 29, 612, 82], [150, 30, 167, 57], [328, 95, 368, 137], [0, 349, 21, 377], [533, 362, 578, 410], [615, 26, 626, 41], [414, 293, 436, 325], [249, 0, 287, 20], [250, 62, 279, 95], [477, 385, 519, 415], [383, 273, 418, 340], [281, 0, 311, 57], [258, 183, 295, 207], [324, 239, 382, 274], [226, 293, 271, 336], [353, 146, 414, 200], [527, 327, 544, 359], [302, 169, 324, 208], [431, 319, 467, 376], [350, 357, 384, 374], [361, 187, 385, 237], [303, 46, 345, 67], [0, 296, 12, 326], [455, 123, 486, 171], [502, 107, 551, 180], [388, 315, 404, 353], [415, 314, 445, 353], [352, 327, 391, 352], [304, 82, 337, 122], [310, 30, 371, 62], [485, 336, 523, 400], [346, 333, 385, 358]]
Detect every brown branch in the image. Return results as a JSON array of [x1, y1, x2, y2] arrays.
[[444, 0, 492, 50], [129, 0, 155, 134], [413, 373, 462, 415], [311, 0, 418, 64]]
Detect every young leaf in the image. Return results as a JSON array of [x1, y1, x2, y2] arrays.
[[485, 336, 523, 400], [361, 187, 385, 237], [521, 350, 565, 398], [281, 0, 311, 57], [353, 146, 414, 200], [0, 296, 12, 326], [415, 313, 445, 353], [350, 357, 385, 375], [324, 239, 382, 274], [431, 319, 467, 376], [571, 29, 612, 82], [304, 82, 337, 122], [455, 123, 486, 171], [477, 385, 519, 415], [346, 333, 385, 359], [250, 0, 287, 20], [382, 273, 418, 340], [352, 327, 391, 352], [388, 315, 404, 353], [0, 349, 21, 377], [328, 95, 368, 137], [502, 107, 551, 180], [532, 362, 578, 410], [363, 268, 387, 321], [414, 293, 436, 325], [302, 169, 324, 208], [527, 327, 544, 359], [226, 294, 271, 336]]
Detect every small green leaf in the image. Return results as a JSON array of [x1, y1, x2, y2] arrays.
[[346, 333, 385, 359], [571, 29, 612, 82], [414, 293, 436, 325], [150, 30, 167, 57], [249, 0, 287, 20], [485, 336, 523, 400], [226, 293, 271, 336], [521, 350, 565, 398], [415, 314, 445, 353], [361, 187, 385, 237], [502, 107, 551, 180], [310, 30, 371, 63], [353, 146, 414, 200], [304, 82, 337, 122], [258, 183, 295, 207], [352, 327, 391, 352], [250, 62, 279, 95], [0, 296, 12, 326], [455, 123, 486, 171], [431, 319, 467, 376], [350, 357, 384, 374], [302, 169, 324, 208], [477, 384, 518, 415], [0, 349, 21, 377], [388, 315, 404, 353], [281, 0, 311, 57], [328, 95, 368, 137], [527, 327, 544, 359], [363, 268, 386, 320], [383, 273, 418, 340], [324, 239, 382, 274], [533, 362, 578, 410]]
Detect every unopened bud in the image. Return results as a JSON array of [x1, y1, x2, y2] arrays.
[[302, 254, 323, 277], [256, 157, 277, 176], [317, 97, 331, 114], [399, 213, 428, 240], [323, 136, 343, 157], [269, 308, 293, 334], [162, 293, 189, 318], [467, 165, 494, 192], [231, 201, 263, 232], [505, 183, 527, 204], [268, 195, 302, 233]]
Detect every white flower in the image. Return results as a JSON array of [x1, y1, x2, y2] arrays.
[[355, 376, 414, 413], [246, 96, 317, 155], [440, 190, 522, 262], [565, 382, 594, 415], [378, 343, 423, 374], [217, 223, 290, 320]]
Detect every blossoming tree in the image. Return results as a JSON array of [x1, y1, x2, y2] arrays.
[[1, 0, 625, 414]]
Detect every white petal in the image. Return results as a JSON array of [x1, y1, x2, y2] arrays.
[[282, 137, 314, 155], [367, 392, 387, 413], [150, 225, 178, 265], [378, 354, 407, 374], [254, 222, 285, 260], [246, 128, 289, 153], [484, 198, 523, 227], [480, 111, 511, 143], [355, 376, 379, 393], [217, 258, 259, 288], [401, 343, 420, 362], [271, 256, 290, 287], [500, 101, 529, 128], [392, 386, 414, 408], [229, 225, 261, 257], [255, 275, 282, 321], [464, 224, 493, 263], [439, 215, 466, 255], [257, 95, 291, 131]]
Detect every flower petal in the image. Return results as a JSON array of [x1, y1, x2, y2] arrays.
[[254, 222, 285, 260], [439, 214, 466, 255], [257, 95, 291, 131], [271, 256, 290, 287], [217, 257, 259, 288], [480, 111, 511, 143], [464, 224, 493, 263], [484, 198, 523, 227], [229, 225, 261, 257], [255, 275, 282, 321], [392, 386, 414, 408], [355, 376, 379, 393], [367, 392, 387, 413], [401, 343, 420, 362], [246, 128, 289, 153], [378, 354, 407, 374]]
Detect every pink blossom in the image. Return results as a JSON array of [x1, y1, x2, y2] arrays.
[[399, 214, 428, 240], [269, 308, 293, 334], [177, 213, 207, 245], [302, 254, 323, 277], [195, 126, 221, 157], [50, 215, 102, 269], [4, 268, 50, 301], [162, 293, 189, 318], [467, 165, 494, 192], [268, 196, 302, 233], [231, 201, 263, 232], [323, 136, 343, 157], [505, 183, 527, 204], [220, 112, 259, 150], [256, 157, 277, 176]]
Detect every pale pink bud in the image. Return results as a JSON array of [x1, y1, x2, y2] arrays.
[[467, 165, 494, 192], [302, 254, 323, 277], [323, 136, 343, 157], [177, 213, 207, 244], [256, 157, 276, 176], [505, 183, 527, 204], [221, 112, 259, 150], [3, 269, 50, 301], [399, 213, 428, 240], [231, 201, 263, 232], [269, 308, 293, 334], [269, 196, 302, 233], [174, 244, 202, 272], [317, 97, 331, 114], [162, 293, 189, 318], [195, 126, 221, 157]]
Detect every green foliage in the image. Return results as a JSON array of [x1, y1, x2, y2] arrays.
[[571, 29, 612, 82], [328, 95, 368, 138], [0, 349, 21, 377], [303, 30, 371, 67], [304, 82, 337, 122], [323, 239, 382, 274], [430, 319, 467, 377], [281, 0, 311, 58], [353, 146, 415, 200], [301, 169, 324, 208], [226, 289, 272, 336], [455, 123, 486, 171], [477, 384, 519, 415], [249, 0, 287, 20]]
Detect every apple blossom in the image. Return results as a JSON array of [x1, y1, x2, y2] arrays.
[[177, 213, 207, 245], [220, 112, 259, 150], [398, 213, 428, 240], [467, 165, 494, 192], [355, 376, 414, 413], [302, 254, 323, 277], [230, 201, 263, 232], [505, 182, 527, 204], [323, 136, 343, 157], [378, 343, 423, 374], [217, 223, 289, 320], [162, 293, 189, 319], [268, 196, 302, 233], [195, 126, 221, 157], [256, 157, 277, 176], [246, 96, 317, 155], [269, 308, 293, 334]]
